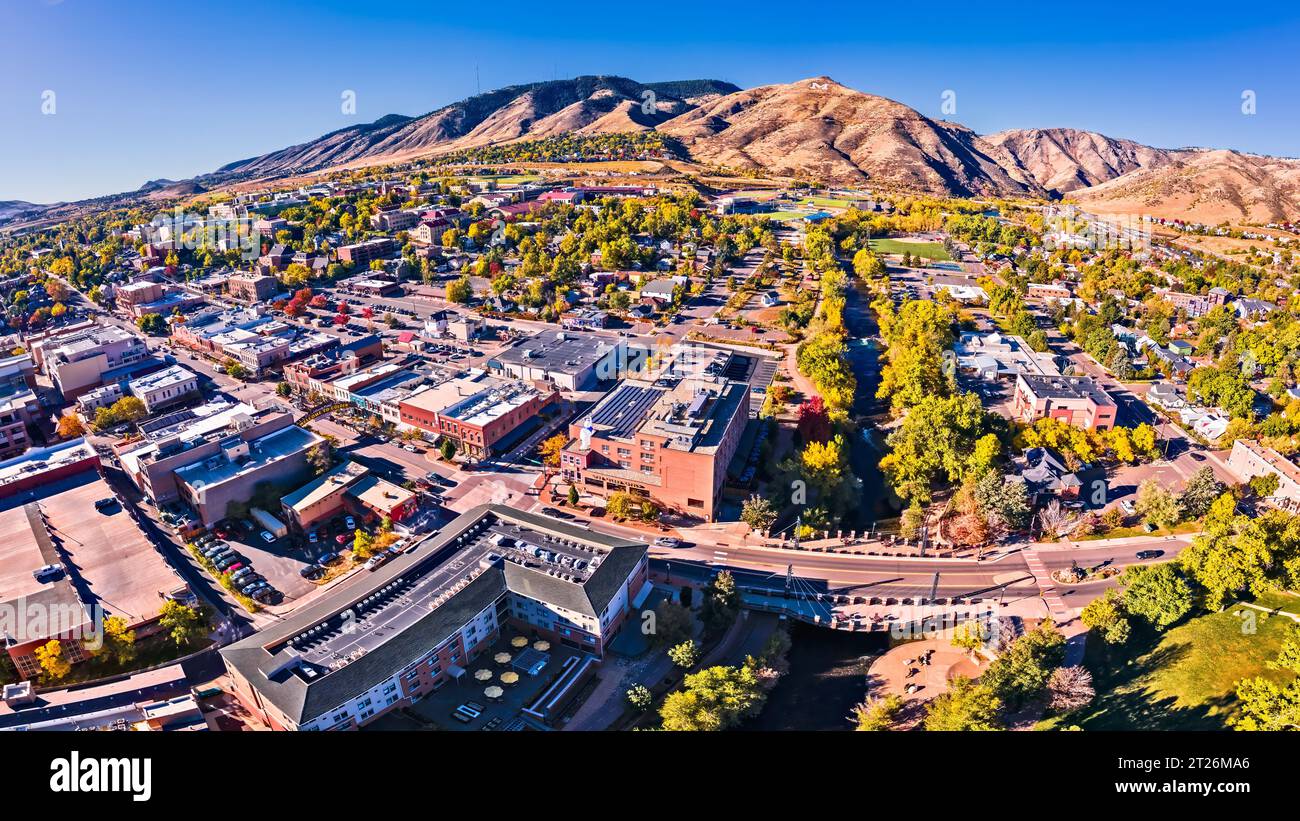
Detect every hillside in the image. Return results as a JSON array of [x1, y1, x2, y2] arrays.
[[213, 76, 739, 179]]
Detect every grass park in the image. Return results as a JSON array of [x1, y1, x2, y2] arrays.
[[1040, 591, 1300, 730], [868, 238, 952, 260]]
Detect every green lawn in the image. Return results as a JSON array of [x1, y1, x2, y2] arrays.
[[764, 210, 813, 222], [868, 239, 952, 261], [1041, 594, 1300, 730], [1073, 520, 1202, 541], [798, 196, 860, 209]]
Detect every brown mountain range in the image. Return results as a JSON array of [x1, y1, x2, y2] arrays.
[[8, 75, 1297, 227]]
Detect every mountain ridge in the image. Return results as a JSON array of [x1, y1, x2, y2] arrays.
[[7, 75, 1299, 225]]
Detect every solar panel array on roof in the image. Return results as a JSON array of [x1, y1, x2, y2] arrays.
[[589, 384, 663, 439]]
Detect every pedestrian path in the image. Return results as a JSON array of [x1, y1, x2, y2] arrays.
[[1022, 549, 1072, 620]]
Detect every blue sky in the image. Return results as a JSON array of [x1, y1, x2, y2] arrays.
[[4, 0, 1299, 203]]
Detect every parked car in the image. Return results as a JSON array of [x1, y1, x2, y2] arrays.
[[299, 564, 324, 580], [336, 533, 351, 545], [231, 566, 255, 583], [344, 515, 356, 530], [260, 530, 276, 544], [1135, 550, 1165, 560], [653, 537, 681, 548], [1120, 499, 1137, 515], [364, 554, 388, 571], [317, 551, 341, 565], [308, 531, 319, 544]]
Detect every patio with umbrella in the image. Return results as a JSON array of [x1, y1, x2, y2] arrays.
[[533, 640, 551, 652], [484, 685, 504, 701], [500, 671, 520, 686], [474, 668, 493, 681], [511, 636, 528, 648], [494, 652, 511, 664]]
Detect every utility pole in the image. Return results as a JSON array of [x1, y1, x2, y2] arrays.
[[785, 563, 794, 594]]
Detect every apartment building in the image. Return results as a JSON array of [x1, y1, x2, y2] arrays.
[[337, 238, 395, 265], [1026, 282, 1074, 302], [1227, 439, 1300, 506], [220, 505, 649, 730], [0, 355, 41, 459], [35, 325, 150, 400], [560, 368, 749, 522], [1155, 286, 1229, 318], [399, 374, 559, 458], [117, 401, 322, 525], [115, 280, 165, 313], [370, 209, 420, 232], [227, 271, 280, 304], [1012, 374, 1118, 431]]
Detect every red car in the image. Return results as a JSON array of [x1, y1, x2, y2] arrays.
[[224, 563, 244, 574], [336, 533, 350, 545]]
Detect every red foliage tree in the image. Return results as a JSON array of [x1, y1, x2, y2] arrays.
[[797, 396, 832, 443]]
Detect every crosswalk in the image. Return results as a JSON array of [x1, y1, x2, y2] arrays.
[[1023, 550, 1072, 619]]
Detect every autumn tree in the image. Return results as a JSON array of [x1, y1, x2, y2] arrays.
[[56, 412, 85, 439], [537, 434, 568, 468], [34, 639, 72, 681]]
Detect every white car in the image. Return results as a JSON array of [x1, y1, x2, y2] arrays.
[[653, 537, 681, 548], [259, 530, 276, 544]]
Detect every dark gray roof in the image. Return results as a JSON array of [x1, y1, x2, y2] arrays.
[[219, 504, 645, 726]]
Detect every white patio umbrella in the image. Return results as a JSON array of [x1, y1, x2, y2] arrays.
[[474, 668, 493, 681]]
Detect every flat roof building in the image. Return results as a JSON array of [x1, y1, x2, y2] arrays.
[[128, 364, 200, 413], [491, 330, 626, 391], [1012, 374, 1118, 431], [398, 374, 560, 458], [117, 401, 322, 525], [561, 358, 749, 521], [0, 441, 180, 679]]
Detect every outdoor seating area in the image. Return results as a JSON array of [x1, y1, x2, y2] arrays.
[[395, 633, 585, 731]]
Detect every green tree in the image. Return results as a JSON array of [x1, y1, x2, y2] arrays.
[[980, 620, 1066, 708], [159, 600, 206, 648], [880, 392, 992, 504], [606, 491, 638, 521], [440, 438, 457, 461], [1119, 562, 1194, 629], [136, 312, 167, 335], [1233, 677, 1300, 731], [950, 619, 989, 654], [446, 274, 473, 304], [567, 484, 580, 506], [740, 495, 778, 534], [668, 639, 701, 668], [1179, 466, 1224, 518], [626, 684, 653, 712], [1135, 478, 1181, 529], [851, 694, 903, 731], [659, 664, 766, 731], [923, 676, 1002, 731], [275, 381, 293, 398], [1080, 589, 1132, 644]]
